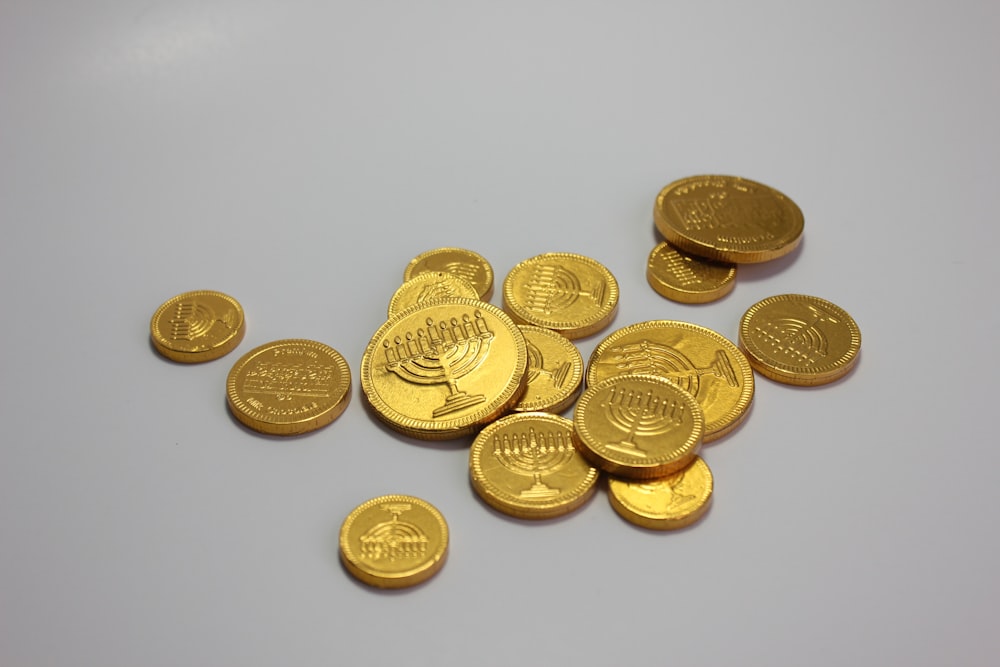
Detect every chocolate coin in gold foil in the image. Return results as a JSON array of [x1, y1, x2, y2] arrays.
[[608, 456, 713, 530], [403, 247, 495, 301], [387, 271, 480, 318], [150, 290, 246, 362], [510, 325, 584, 414], [646, 241, 736, 304]]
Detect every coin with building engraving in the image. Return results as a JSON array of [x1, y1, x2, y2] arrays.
[[587, 321, 753, 442], [502, 252, 619, 339], [608, 456, 713, 530], [360, 298, 528, 440], [739, 294, 861, 386], [510, 325, 583, 414], [403, 247, 495, 301], [339, 494, 448, 589], [470, 413, 598, 520], [646, 241, 736, 303], [573, 374, 703, 480], [150, 290, 246, 363], [226, 339, 351, 435], [387, 271, 480, 318], [654, 175, 804, 263]]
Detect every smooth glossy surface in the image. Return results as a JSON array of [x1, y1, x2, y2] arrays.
[[510, 325, 583, 414], [608, 456, 713, 530]]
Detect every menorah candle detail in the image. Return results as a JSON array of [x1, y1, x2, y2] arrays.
[[523, 264, 605, 314], [359, 504, 429, 562], [606, 341, 738, 396], [492, 427, 575, 498], [600, 385, 687, 457]]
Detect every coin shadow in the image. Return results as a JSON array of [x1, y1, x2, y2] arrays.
[[700, 400, 755, 448], [358, 396, 474, 451], [465, 477, 598, 527]]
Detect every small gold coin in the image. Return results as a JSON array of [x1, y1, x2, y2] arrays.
[[339, 494, 448, 589], [510, 326, 584, 414], [587, 321, 754, 442], [226, 339, 351, 435], [738, 294, 861, 386], [646, 241, 736, 304], [573, 374, 703, 480], [403, 247, 495, 301], [150, 290, 246, 363], [360, 298, 528, 440], [502, 252, 619, 339], [387, 271, 480, 318], [470, 413, 599, 520], [608, 456, 713, 530], [654, 175, 804, 264]]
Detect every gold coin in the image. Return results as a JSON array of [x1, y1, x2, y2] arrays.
[[387, 271, 480, 318], [572, 374, 703, 480], [646, 241, 736, 304], [586, 321, 754, 442], [150, 290, 246, 363], [510, 326, 584, 414], [502, 252, 619, 339], [738, 294, 861, 386], [607, 456, 713, 530], [226, 339, 352, 435], [403, 247, 495, 301], [339, 494, 448, 589], [654, 175, 804, 264], [360, 298, 528, 440], [470, 413, 599, 520]]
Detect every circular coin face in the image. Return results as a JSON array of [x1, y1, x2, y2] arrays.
[[360, 298, 528, 440], [502, 252, 619, 339], [387, 272, 480, 318], [510, 326, 584, 414], [654, 175, 804, 263], [226, 339, 352, 435], [607, 456, 713, 530], [470, 413, 599, 520], [573, 374, 703, 480], [339, 494, 448, 589], [738, 294, 861, 386], [646, 242, 736, 304], [150, 290, 246, 362], [403, 247, 495, 301], [587, 321, 754, 442]]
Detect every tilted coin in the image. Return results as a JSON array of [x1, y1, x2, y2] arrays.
[[510, 325, 584, 414], [738, 294, 861, 386], [470, 413, 599, 520], [339, 494, 448, 589], [403, 247, 495, 302], [387, 271, 480, 318], [654, 175, 804, 264], [226, 339, 351, 435], [587, 321, 754, 442], [646, 241, 736, 304], [502, 252, 619, 339], [150, 290, 246, 363], [607, 456, 713, 530], [573, 374, 703, 480], [360, 298, 528, 440]]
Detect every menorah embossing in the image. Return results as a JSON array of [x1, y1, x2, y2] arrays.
[[753, 305, 839, 365], [525, 340, 572, 389], [605, 340, 738, 397], [523, 264, 606, 314], [635, 471, 696, 511], [359, 503, 428, 562], [493, 427, 575, 498], [383, 310, 494, 417], [441, 261, 481, 285], [170, 299, 225, 341], [601, 386, 687, 457]]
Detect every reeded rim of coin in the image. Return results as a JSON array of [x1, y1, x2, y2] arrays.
[[646, 241, 736, 304], [150, 290, 246, 363], [403, 247, 495, 301], [510, 325, 584, 414], [607, 456, 713, 530]]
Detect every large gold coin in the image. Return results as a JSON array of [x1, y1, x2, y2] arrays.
[[339, 494, 448, 589], [403, 247, 495, 301], [470, 413, 599, 520], [573, 374, 703, 480], [607, 456, 713, 530], [226, 339, 351, 435], [654, 175, 804, 264], [646, 241, 736, 304], [510, 326, 584, 414], [360, 298, 528, 440], [387, 271, 480, 318], [150, 290, 246, 363], [586, 321, 754, 442], [502, 252, 619, 339], [739, 294, 861, 386]]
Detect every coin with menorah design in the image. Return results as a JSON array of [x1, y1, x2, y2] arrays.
[[510, 325, 584, 414], [387, 271, 480, 318], [360, 298, 528, 440], [646, 241, 736, 304], [226, 339, 351, 435], [654, 175, 804, 264], [470, 413, 599, 520], [739, 294, 861, 386], [339, 494, 448, 589], [573, 374, 703, 480], [403, 247, 495, 301], [586, 321, 754, 442], [150, 290, 246, 363], [607, 456, 713, 530], [502, 252, 619, 339]]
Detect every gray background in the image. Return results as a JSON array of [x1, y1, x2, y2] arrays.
[[2, 1, 998, 665]]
